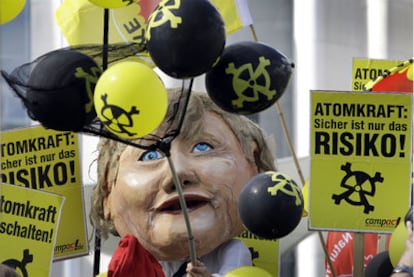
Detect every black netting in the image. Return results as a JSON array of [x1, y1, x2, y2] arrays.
[[1, 42, 193, 152]]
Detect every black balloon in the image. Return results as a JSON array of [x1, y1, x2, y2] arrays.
[[364, 251, 393, 277], [205, 41, 293, 114], [145, 0, 225, 79], [26, 50, 101, 131], [238, 171, 303, 240]]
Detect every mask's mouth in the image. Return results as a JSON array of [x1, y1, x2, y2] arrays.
[[157, 195, 210, 215]]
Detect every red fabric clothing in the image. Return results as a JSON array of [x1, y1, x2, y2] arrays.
[[108, 234, 165, 277], [325, 232, 384, 277]]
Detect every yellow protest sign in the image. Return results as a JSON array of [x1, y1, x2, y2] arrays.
[[309, 91, 412, 232], [352, 58, 404, 91], [237, 230, 279, 276], [0, 183, 64, 277], [0, 125, 89, 260]]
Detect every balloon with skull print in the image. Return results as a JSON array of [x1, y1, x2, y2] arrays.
[[93, 61, 168, 139]]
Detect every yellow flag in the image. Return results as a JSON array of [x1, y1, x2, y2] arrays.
[[55, 0, 253, 46], [351, 58, 406, 91], [214, 0, 253, 34]]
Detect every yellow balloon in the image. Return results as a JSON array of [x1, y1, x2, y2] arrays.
[[389, 220, 409, 266], [88, 0, 133, 9], [0, 0, 26, 24], [301, 179, 309, 217], [225, 266, 273, 277], [94, 61, 168, 139]]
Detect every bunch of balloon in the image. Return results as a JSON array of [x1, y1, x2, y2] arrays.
[[0, 0, 27, 24], [145, 0, 226, 79], [238, 171, 304, 240], [205, 41, 293, 115]]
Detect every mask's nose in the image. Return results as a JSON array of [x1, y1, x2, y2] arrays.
[[161, 153, 198, 193]]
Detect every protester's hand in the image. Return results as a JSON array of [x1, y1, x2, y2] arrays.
[[186, 260, 211, 277]]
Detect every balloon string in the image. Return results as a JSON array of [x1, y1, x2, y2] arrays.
[[248, 24, 337, 277], [161, 79, 197, 265], [140, 78, 195, 265], [93, 8, 110, 277], [166, 154, 197, 265], [102, 8, 109, 70], [175, 78, 194, 137]]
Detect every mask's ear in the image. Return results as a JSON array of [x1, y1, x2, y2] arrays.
[[103, 187, 112, 220], [103, 171, 115, 220], [102, 153, 121, 220]]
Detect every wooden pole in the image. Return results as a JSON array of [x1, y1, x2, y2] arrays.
[[353, 233, 365, 276]]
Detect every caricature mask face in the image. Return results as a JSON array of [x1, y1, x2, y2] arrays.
[[103, 111, 259, 261]]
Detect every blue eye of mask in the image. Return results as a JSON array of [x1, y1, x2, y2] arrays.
[[139, 150, 164, 161], [193, 142, 213, 153]]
